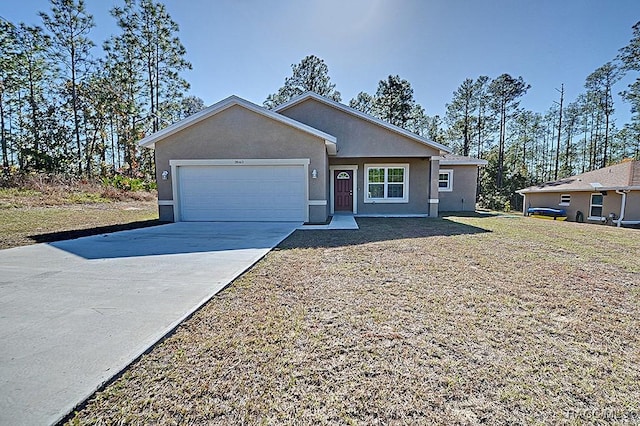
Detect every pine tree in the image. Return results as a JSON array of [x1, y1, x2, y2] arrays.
[[105, 0, 191, 174], [488, 74, 530, 190], [349, 91, 375, 114], [40, 0, 95, 175], [445, 78, 477, 156], [373, 75, 415, 128], [0, 19, 20, 171], [264, 55, 341, 109], [585, 62, 620, 167]]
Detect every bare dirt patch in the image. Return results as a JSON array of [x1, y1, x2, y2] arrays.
[[68, 216, 640, 425]]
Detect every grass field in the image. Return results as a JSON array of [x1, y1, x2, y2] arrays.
[[0, 184, 159, 249], [65, 215, 640, 425]]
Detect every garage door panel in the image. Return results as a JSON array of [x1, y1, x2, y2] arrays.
[[178, 164, 306, 222]]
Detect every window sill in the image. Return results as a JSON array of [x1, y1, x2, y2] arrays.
[[438, 188, 453, 192], [364, 199, 409, 204], [587, 216, 605, 222], [558, 203, 570, 206]]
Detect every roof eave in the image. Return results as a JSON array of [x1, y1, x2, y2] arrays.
[[519, 185, 640, 194], [439, 159, 488, 166]]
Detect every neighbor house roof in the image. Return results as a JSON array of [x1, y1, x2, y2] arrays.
[[138, 95, 338, 155], [274, 92, 452, 155], [439, 154, 488, 166], [517, 160, 640, 194]]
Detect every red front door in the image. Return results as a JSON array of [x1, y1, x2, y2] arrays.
[[334, 170, 353, 212]]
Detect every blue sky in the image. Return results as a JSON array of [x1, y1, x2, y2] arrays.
[[3, 0, 640, 124]]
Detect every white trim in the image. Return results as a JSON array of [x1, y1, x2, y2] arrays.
[[438, 169, 453, 192], [428, 199, 439, 204], [170, 158, 310, 222], [139, 95, 337, 154], [275, 92, 451, 154], [329, 165, 358, 215], [308, 200, 327, 206], [559, 194, 571, 206], [158, 200, 174, 206], [169, 158, 310, 167], [589, 192, 604, 221], [171, 162, 180, 221], [364, 163, 409, 204]]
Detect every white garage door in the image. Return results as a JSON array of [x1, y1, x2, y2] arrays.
[[177, 164, 306, 222]]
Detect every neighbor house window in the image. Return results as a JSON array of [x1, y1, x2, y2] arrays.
[[365, 164, 409, 203], [589, 193, 604, 219], [559, 194, 571, 206], [439, 170, 453, 192]]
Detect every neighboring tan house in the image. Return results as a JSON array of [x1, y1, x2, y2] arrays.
[[517, 160, 640, 226], [139, 92, 486, 223]]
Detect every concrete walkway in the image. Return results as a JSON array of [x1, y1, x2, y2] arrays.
[[298, 214, 359, 230], [0, 222, 299, 425]]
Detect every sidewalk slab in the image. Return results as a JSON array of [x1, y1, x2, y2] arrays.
[[298, 214, 359, 230]]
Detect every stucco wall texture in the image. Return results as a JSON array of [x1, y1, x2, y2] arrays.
[[330, 157, 433, 216], [438, 165, 480, 212], [278, 98, 441, 158], [524, 190, 640, 223], [154, 105, 328, 222]]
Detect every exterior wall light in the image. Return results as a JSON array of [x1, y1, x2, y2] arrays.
[[311, 169, 318, 179], [162, 170, 169, 180]]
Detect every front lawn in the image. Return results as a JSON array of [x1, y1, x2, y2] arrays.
[[68, 215, 640, 424]]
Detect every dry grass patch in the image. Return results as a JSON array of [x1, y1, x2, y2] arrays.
[[0, 178, 159, 249], [68, 216, 640, 425], [0, 202, 160, 249]]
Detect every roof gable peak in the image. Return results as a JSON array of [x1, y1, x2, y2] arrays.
[[275, 92, 452, 154], [138, 95, 336, 152]]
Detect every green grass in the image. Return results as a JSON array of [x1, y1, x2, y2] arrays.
[[67, 215, 640, 425]]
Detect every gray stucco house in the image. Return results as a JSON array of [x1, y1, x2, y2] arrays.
[[139, 92, 486, 223]]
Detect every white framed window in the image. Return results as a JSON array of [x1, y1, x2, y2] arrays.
[[364, 164, 409, 203], [589, 193, 604, 220], [559, 194, 571, 206], [438, 169, 453, 192]]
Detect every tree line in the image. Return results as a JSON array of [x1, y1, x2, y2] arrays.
[[266, 22, 640, 211], [0, 0, 199, 179], [2, 2, 639, 209]]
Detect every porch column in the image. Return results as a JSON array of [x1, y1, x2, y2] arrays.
[[428, 157, 440, 217]]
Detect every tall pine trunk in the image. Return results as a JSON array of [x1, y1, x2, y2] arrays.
[[0, 96, 8, 170]]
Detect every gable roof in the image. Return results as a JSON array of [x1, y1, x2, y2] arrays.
[[439, 154, 488, 166], [518, 160, 640, 194], [274, 92, 451, 155], [138, 95, 337, 154]]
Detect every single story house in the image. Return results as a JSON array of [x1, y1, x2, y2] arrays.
[[517, 160, 640, 226], [139, 92, 486, 223]]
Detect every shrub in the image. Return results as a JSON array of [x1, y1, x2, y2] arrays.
[[478, 193, 512, 212], [102, 175, 156, 192]]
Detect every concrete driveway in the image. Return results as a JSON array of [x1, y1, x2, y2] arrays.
[[0, 222, 299, 425]]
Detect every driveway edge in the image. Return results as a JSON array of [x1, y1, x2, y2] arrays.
[[55, 226, 298, 425]]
